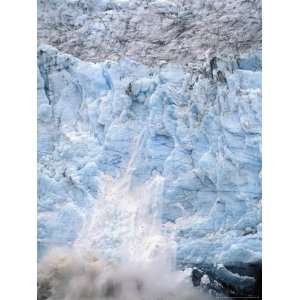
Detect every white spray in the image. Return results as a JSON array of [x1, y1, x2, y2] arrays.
[[38, 132, 213, 300]]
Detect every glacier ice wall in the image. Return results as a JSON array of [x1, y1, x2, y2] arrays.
[[38, 43, 261, 277]]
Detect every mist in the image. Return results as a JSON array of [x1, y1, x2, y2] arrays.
[[38, 247, 214, 300], [38, 174, 215, 300]]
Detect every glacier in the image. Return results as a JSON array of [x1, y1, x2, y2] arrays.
[[37, 1, 262, 297], [38, 0, 261, 65], [37, 42, 261, 296]]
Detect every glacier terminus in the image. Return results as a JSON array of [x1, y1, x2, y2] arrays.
[[37, 1, 262, 299]]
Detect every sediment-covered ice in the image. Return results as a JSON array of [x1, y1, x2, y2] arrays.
[[38, 0, 261, 65]]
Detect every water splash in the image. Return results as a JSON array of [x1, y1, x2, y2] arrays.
[[38, 131, 213, 299], [38, 247, 213, 300]]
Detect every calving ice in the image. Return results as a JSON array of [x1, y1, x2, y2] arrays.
[[37, 0, 262, 298], [38, 171, 213, 299]]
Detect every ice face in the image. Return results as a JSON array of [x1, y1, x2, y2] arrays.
[[37, 44, 261, 289]]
